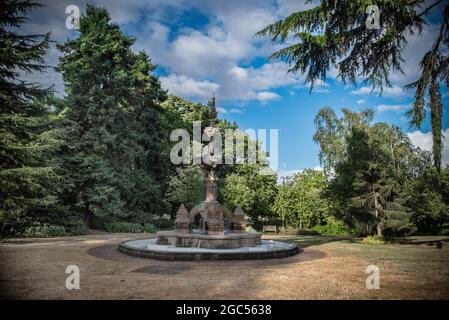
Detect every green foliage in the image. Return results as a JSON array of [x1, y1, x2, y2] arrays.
[[0, 0, 62, 236], [405, 167, 449, 233], [361, 235, 386, 245], [296, 229, 321, 236], [272, 169, 329, 229], [258, 0, 448, 169], [56, 5, 168, 228], [103, 221, 156, 233], [314, 108, 426, 238], [166, 166, 204, 211], [312, 222, 353, 236], [23, 223, 67, 238], [221, 165, 277, 220], [149, 218, 173, 230]]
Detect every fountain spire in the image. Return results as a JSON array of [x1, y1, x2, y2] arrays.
[[208, 92, 217, 127]]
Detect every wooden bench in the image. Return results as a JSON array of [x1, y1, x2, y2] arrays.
[[262, 225, 277, 234]]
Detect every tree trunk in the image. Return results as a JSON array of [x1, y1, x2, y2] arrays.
[[84, 211, 92, 230], [374, 192, 382, 237], [376, 223, 383, 238]]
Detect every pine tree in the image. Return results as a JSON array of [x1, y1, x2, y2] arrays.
[[56, 5, 168, 228], [0, 0, 58, 235]]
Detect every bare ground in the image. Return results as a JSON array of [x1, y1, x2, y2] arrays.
[[0, 233, 448, 299]]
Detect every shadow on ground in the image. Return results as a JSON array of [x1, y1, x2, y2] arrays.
[[390, 237, 449, 249]]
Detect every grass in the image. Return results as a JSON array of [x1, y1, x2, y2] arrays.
[[283, 234, 449, 275]]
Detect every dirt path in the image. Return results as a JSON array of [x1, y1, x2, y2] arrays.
[[0, 233, 448, 299]]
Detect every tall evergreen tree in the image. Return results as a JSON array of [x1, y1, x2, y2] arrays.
[[258, 0, 448, 169], [56, 5, 166, 228], [0, 0, 57, 235]]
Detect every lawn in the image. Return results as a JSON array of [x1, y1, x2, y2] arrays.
[[0, 233, 448, 299]]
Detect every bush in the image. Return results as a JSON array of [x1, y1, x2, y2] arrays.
[[65, 219, 87, 235], [103, 221, 156, 233], [312, 223, 354, 236], [149, 218, 173, 230], [361, 235, 386, 244], [23, 223, 68, 238], [296, 229, 320, 235]]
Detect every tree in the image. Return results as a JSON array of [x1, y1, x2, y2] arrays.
[[56, 6, 167, 228], [165, 165, 204, 214], [349, 161, 414, 238], [313, 107, 374, 177], [221, 164, 277, 221], [272, 169, 329, 229], [336, 126, 414, 237], [405, 167, 449, 233], [272, 183, 296, 228], [257, 0, 448, 169], [221, 172, 256, 216], [0, 0, 59, 235]]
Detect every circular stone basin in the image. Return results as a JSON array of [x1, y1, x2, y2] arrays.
[[156, 230, 262, 249], [118, 238, 301, 261]]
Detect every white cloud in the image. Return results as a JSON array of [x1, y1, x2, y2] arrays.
[[257, 91, 281, 103], [229, 108, 243, 114], [350, 85, 410, 98], [128, 0, 316, 104], [313, 87, 330, 93], [217, 107, 227, 114], [357, 99, 365, 104], [407, 129, 449, 166], [376, 104, 409, 113], [276, 169, 300, 184], [159, 74, 219, 100]]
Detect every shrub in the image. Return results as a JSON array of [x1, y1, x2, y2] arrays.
[[23, 223, 68, 238], [296, 229, 320, 235], [312, 223, 354, 236], [103, 221, 156, 233], [149, 218, 173, 230], [65, 219, 87, 235], [361, 235, 386, 244]]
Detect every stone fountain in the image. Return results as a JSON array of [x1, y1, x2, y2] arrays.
[[118, 96, 299, 260], [157, 96, 261, 249]]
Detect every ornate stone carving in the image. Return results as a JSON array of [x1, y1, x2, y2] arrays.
[[233, 207, 246, 233], [175, 204, 190, 234]]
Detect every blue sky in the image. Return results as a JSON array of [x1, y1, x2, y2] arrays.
[[23, 0, 449, 174]]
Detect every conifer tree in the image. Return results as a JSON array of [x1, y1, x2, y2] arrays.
[[0, 0, 57, 235], [258, 0, 449, 169], [57, 5, 167, 228]]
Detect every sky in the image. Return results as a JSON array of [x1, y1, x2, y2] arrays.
[[21, 0, 449, 176]]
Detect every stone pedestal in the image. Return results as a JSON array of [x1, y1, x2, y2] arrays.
[[203, 202, 224, 235], [175, 204, 190, 234], [232, 206, 246, 233]]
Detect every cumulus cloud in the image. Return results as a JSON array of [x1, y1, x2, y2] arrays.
[[21, 0, 426, 104], [376, 104, 409, 113], [257, 91, 281, 103], [407, 129, 449, 166], [350, 85, 410, 98], [159, 74, 219, 100]]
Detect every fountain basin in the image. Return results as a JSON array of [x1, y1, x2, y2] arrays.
[[156, 230, 261, 249], [118, 238, 300, 261]]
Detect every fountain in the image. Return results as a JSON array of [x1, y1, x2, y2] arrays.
[[118, 96, 300, 260]]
